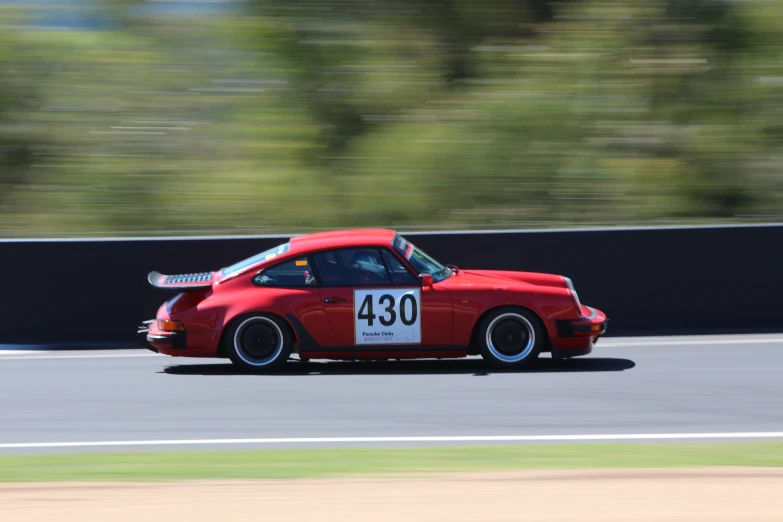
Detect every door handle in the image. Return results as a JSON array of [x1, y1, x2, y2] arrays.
[[323, 297, 346, 304]]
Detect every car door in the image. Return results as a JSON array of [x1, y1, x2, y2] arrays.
[[313, 248, 452, 347], [251, 256, 338, 347]]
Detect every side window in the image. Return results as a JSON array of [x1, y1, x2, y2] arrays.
[[253, 258, 316, 287], [313, 248, 391, 287], [381, 249, 417, 285]]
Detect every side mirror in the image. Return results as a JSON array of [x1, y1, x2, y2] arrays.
[[419, 273, 433, 290]]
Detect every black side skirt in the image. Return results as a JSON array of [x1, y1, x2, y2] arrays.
[[285, 314, 467, 353]]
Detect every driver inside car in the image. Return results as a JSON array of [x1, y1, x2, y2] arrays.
[[350, 250, 388, 284]]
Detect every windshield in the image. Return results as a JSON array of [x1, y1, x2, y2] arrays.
[[221, 243, 290, 277], [391, 234, 452, 283]]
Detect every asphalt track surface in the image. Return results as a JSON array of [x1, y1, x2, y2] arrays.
[[1, 334, 783, 454]]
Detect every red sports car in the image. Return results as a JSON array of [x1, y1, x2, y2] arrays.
[[138, 229, 607, 371]]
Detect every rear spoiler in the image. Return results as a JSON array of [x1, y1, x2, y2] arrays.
[[147, 270, 214, 292]]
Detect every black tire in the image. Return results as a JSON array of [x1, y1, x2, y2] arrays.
[[223, 313, 292, 373], [476, 307, 545, 369]]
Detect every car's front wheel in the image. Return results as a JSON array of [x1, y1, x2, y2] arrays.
[[476, 307, 544, 369], [224, 314, 292, 372]]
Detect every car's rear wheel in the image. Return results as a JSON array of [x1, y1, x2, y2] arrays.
[[224, 314, 292, 372], [477, 307, 544, 369]]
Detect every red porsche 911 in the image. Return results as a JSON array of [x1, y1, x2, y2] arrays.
[[138, 229, 608, 372]]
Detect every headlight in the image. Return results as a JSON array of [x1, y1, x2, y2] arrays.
[[564, 277, 583, 314]]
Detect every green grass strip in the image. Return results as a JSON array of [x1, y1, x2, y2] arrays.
[[1, 442, 782, 482]]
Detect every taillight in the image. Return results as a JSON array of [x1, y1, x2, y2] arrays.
[[157, 319, 185, 332]]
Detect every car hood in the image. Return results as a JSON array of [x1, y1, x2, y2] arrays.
[[443, 269, 569, 290]]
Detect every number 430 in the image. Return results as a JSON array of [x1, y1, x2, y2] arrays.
[[358, 294, 417, 327]]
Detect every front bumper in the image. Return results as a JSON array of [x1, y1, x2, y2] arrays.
[[137, 319, 187, 352], [554, 306, 609, 338], [551, 306, 608, 358]]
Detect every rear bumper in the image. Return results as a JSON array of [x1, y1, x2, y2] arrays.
[[137, 319, 187, 352]]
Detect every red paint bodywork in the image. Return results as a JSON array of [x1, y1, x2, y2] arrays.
[[144, 228, 607, 360]]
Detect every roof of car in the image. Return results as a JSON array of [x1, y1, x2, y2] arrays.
[[289, 228, 398, 254]]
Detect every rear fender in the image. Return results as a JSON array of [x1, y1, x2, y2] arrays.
[[215, 310, 299, 358]]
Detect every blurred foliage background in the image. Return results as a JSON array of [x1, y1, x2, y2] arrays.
[[2, 0, 783, 237]]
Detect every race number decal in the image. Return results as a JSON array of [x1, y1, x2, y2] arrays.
[[354, 288, 421, 345]]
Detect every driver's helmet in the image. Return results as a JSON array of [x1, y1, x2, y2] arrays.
[[350, 250, 383, 274]]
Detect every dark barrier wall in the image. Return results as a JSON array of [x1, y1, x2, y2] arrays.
[[2, 224, 781, 344]]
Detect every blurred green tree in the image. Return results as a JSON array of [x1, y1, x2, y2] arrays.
[[0, 21, 39, 211], [1, 0, 782, 237]]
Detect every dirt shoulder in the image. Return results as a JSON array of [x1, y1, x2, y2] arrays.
[[1, 467, 781, 522]]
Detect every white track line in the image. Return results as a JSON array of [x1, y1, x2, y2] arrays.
[[0, 353, 159, 360], [2, 432, 783, 449], [600, 338, 783, 347]]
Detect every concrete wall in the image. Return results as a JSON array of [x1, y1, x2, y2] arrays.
[[2, 224, 779, 345]]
